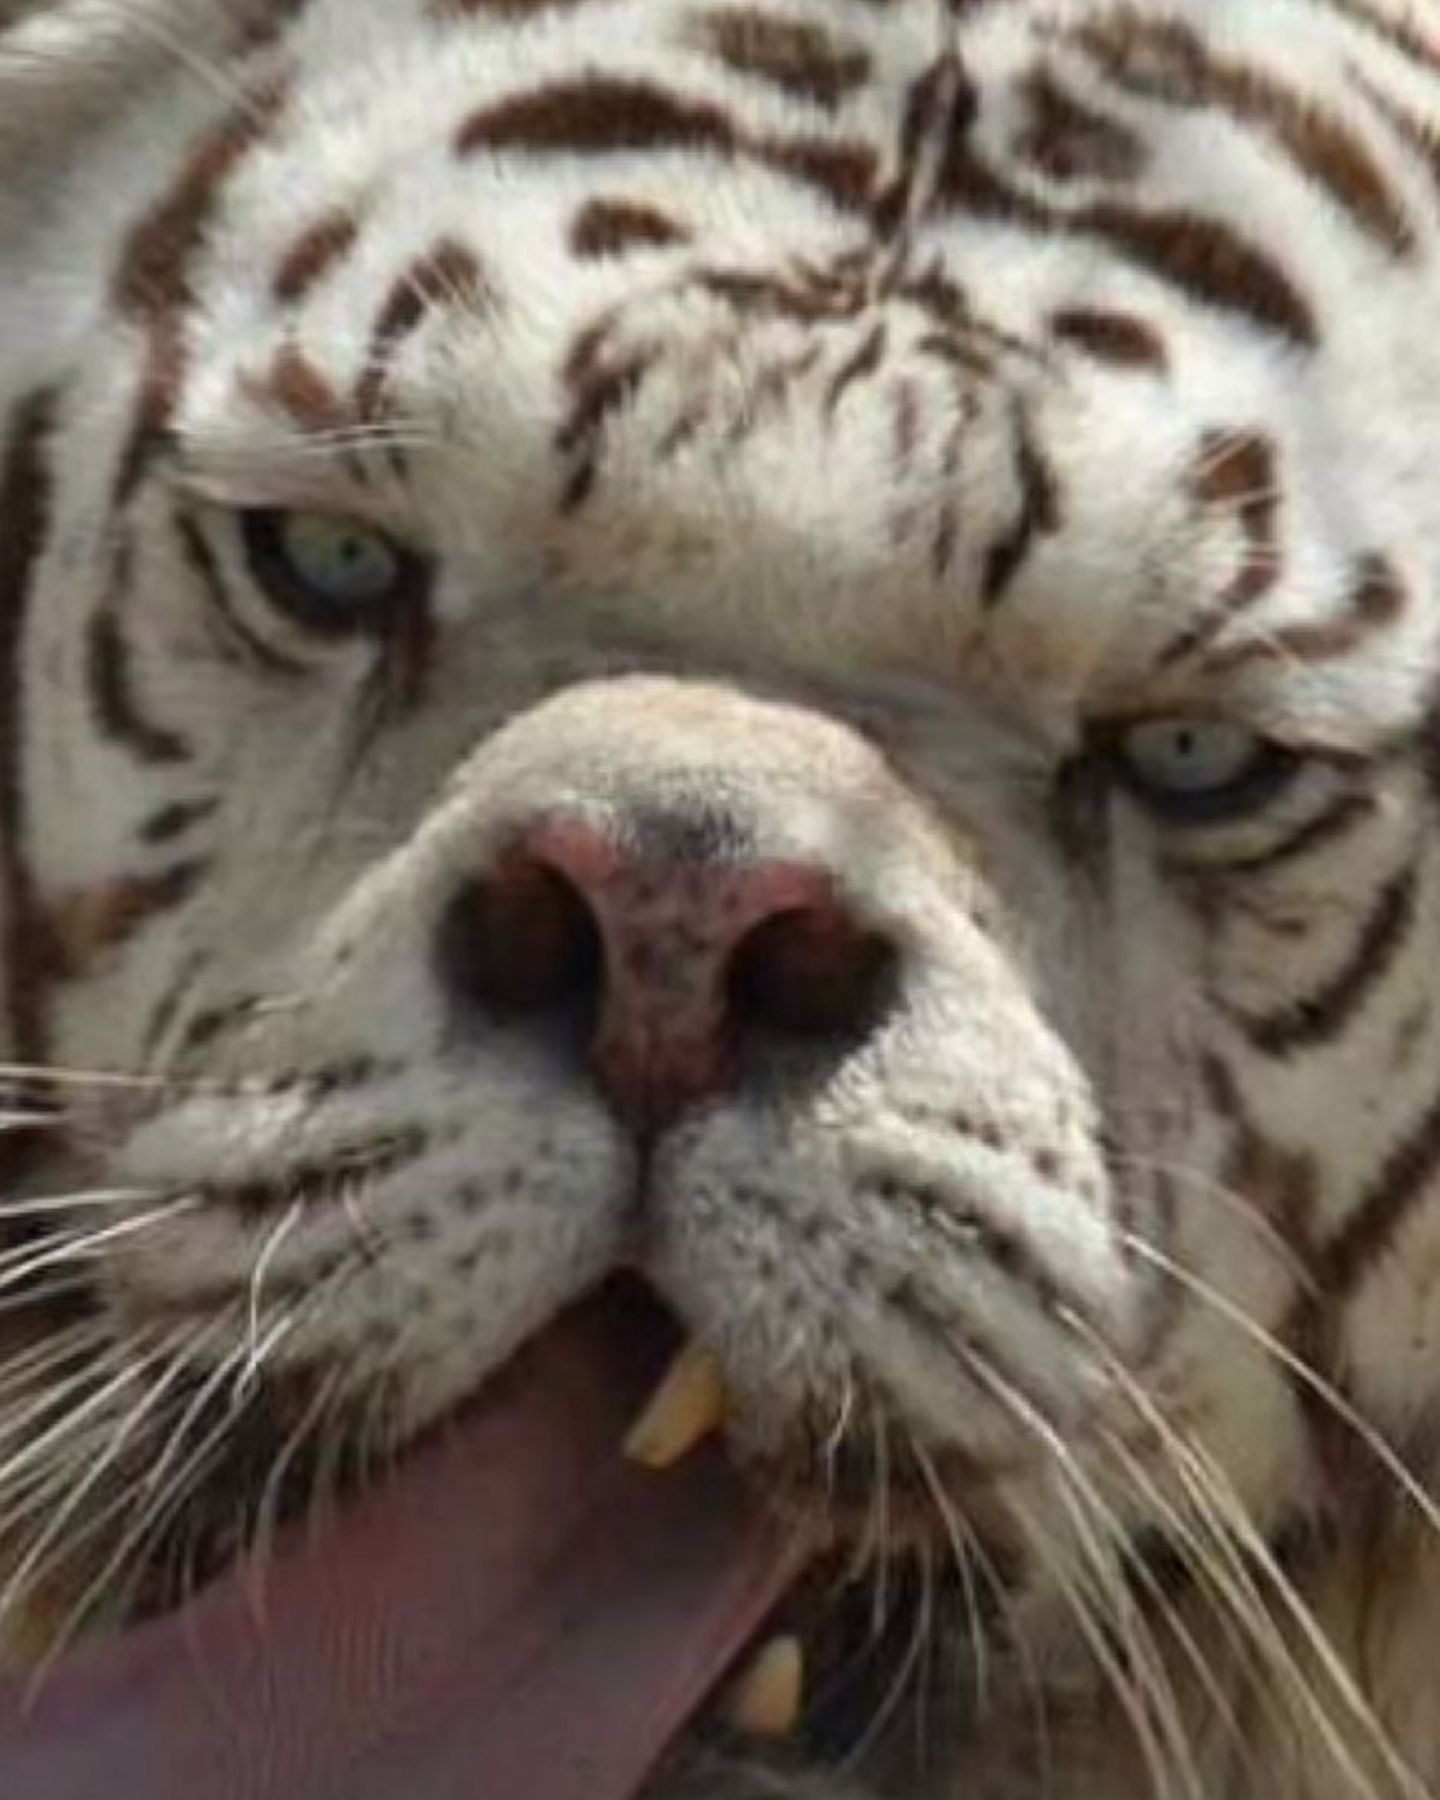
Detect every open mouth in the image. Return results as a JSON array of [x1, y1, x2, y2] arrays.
[[0, 1276, 981, 1798]]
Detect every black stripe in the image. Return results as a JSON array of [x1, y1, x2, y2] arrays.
[[88, 555, 192, 764], [140, 797, 219, 846], [1320, 1069, 1440, 1302], [0, 389, 60, 1064], [981, 410, 1060, 606], [175, 513, 308, 679], [1218, 791, 1375, 877], [1231, 855, 1420, 1056]]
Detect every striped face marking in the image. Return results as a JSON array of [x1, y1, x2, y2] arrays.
[[4, 2, 1440, 1795]]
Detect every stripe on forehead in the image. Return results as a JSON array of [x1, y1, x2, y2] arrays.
[[113, 83, 291, 508]]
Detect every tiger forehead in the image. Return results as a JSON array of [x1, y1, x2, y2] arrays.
[[163, 0, 1433, 721], [187, 4, 1140, 664]]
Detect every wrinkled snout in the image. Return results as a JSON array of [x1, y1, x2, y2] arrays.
[[428, 679, 915, 1127]]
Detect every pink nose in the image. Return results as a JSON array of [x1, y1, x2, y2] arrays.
[[434, 815, 895, 1126]]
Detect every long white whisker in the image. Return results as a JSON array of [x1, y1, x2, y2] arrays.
[[1076, 1313, 1423, 1800], [1119, 1232, 1440, 1550]]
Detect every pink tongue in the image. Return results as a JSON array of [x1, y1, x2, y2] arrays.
[[0, 1291, 800, 1800]]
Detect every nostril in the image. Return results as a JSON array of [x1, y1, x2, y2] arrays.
[[727, 902, 897, 1042], [433, 856, 603, 1021]]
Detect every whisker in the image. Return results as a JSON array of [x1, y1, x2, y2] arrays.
[[956, 1344, 1204, 1800], [0, 1196, 199, 1294], [1075, 1313, 1424, 1800], [12, 1327, 207, 1681], [243, 1198, 305, 1383], [906, 1431, 992, 1718], [1118, 1233, 1440, 1550], [1106, 1149, 1318, 1291], [244, 1361, 349, 1627]]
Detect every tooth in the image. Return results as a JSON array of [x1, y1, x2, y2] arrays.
[[623, 1338, 727, 1470], [727, 1635, 804, 1739]]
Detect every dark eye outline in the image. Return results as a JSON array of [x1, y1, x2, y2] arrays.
[[1097, 716, 1301, 825], [237, 507, 432, 638]]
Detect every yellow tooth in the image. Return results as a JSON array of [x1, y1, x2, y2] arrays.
[[727, 1635, 804, 1739], [622, 1338, 728, 1470]]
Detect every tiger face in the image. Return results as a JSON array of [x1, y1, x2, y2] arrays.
[[4, 1, 1440, 1795]]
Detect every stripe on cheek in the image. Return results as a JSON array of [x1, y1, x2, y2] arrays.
[[43, 864, 208, 983], [1231, 855, 1421, 1056], [0, 389, 61, 1061], [88, 581, 191, 766]]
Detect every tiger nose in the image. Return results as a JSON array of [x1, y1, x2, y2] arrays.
[[433, 814, 895, 1127]]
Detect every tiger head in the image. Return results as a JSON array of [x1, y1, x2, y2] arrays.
[[2, 1, 1440, 1795]]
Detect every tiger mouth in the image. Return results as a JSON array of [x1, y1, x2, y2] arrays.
[[0, 1274, 989, 1799]]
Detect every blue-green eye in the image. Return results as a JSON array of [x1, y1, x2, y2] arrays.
[[1110, 717, 1298, 822], [239, 508, 427, 634]]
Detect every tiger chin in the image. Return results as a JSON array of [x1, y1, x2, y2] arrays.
[[4, 0, 1440, 1796]]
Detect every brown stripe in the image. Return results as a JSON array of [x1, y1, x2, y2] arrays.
[[1158, 431, 1281, 666], [981, 410, 1061, 606], [1232, 855, 1420, 1057], [1076, 16, 1415, 257], [113, 87, 287, 506], [88, 592, 191, 765], [355, 238, 489, 419], [458, 75, 738, 158], [0, 390, 59, 1061], [114, 89, 287, 320], [1350, 69, 1440, 206], [1050, 306, 1168, 371], [1199, 550, 1406, 676], [556, 324, 658, 512], [1312, 0, 1440, 78], [763, 136, 876, 211], [1014, 68, 1145, 182], [259, 342, 354, 435], [456, 75, 875, 213], [44, 864, 206, 981], [272, 210, 360, 304], [697, 265, 863, 323], [931, 95, 1316, 345], [430, 0, 594, 14], [693, 8, 872, 110], [570, 198, 691, 258], [1079, 202, 1317, 345]]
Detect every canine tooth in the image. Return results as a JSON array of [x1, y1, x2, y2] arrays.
[[623, 1338, 727, 1469], [727, 1635, 804, 1739]]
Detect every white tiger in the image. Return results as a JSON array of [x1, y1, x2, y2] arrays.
[[2, 0, 1440, 1796]]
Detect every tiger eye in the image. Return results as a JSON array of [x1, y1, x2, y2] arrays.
[[239, 508, 430, 636]]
